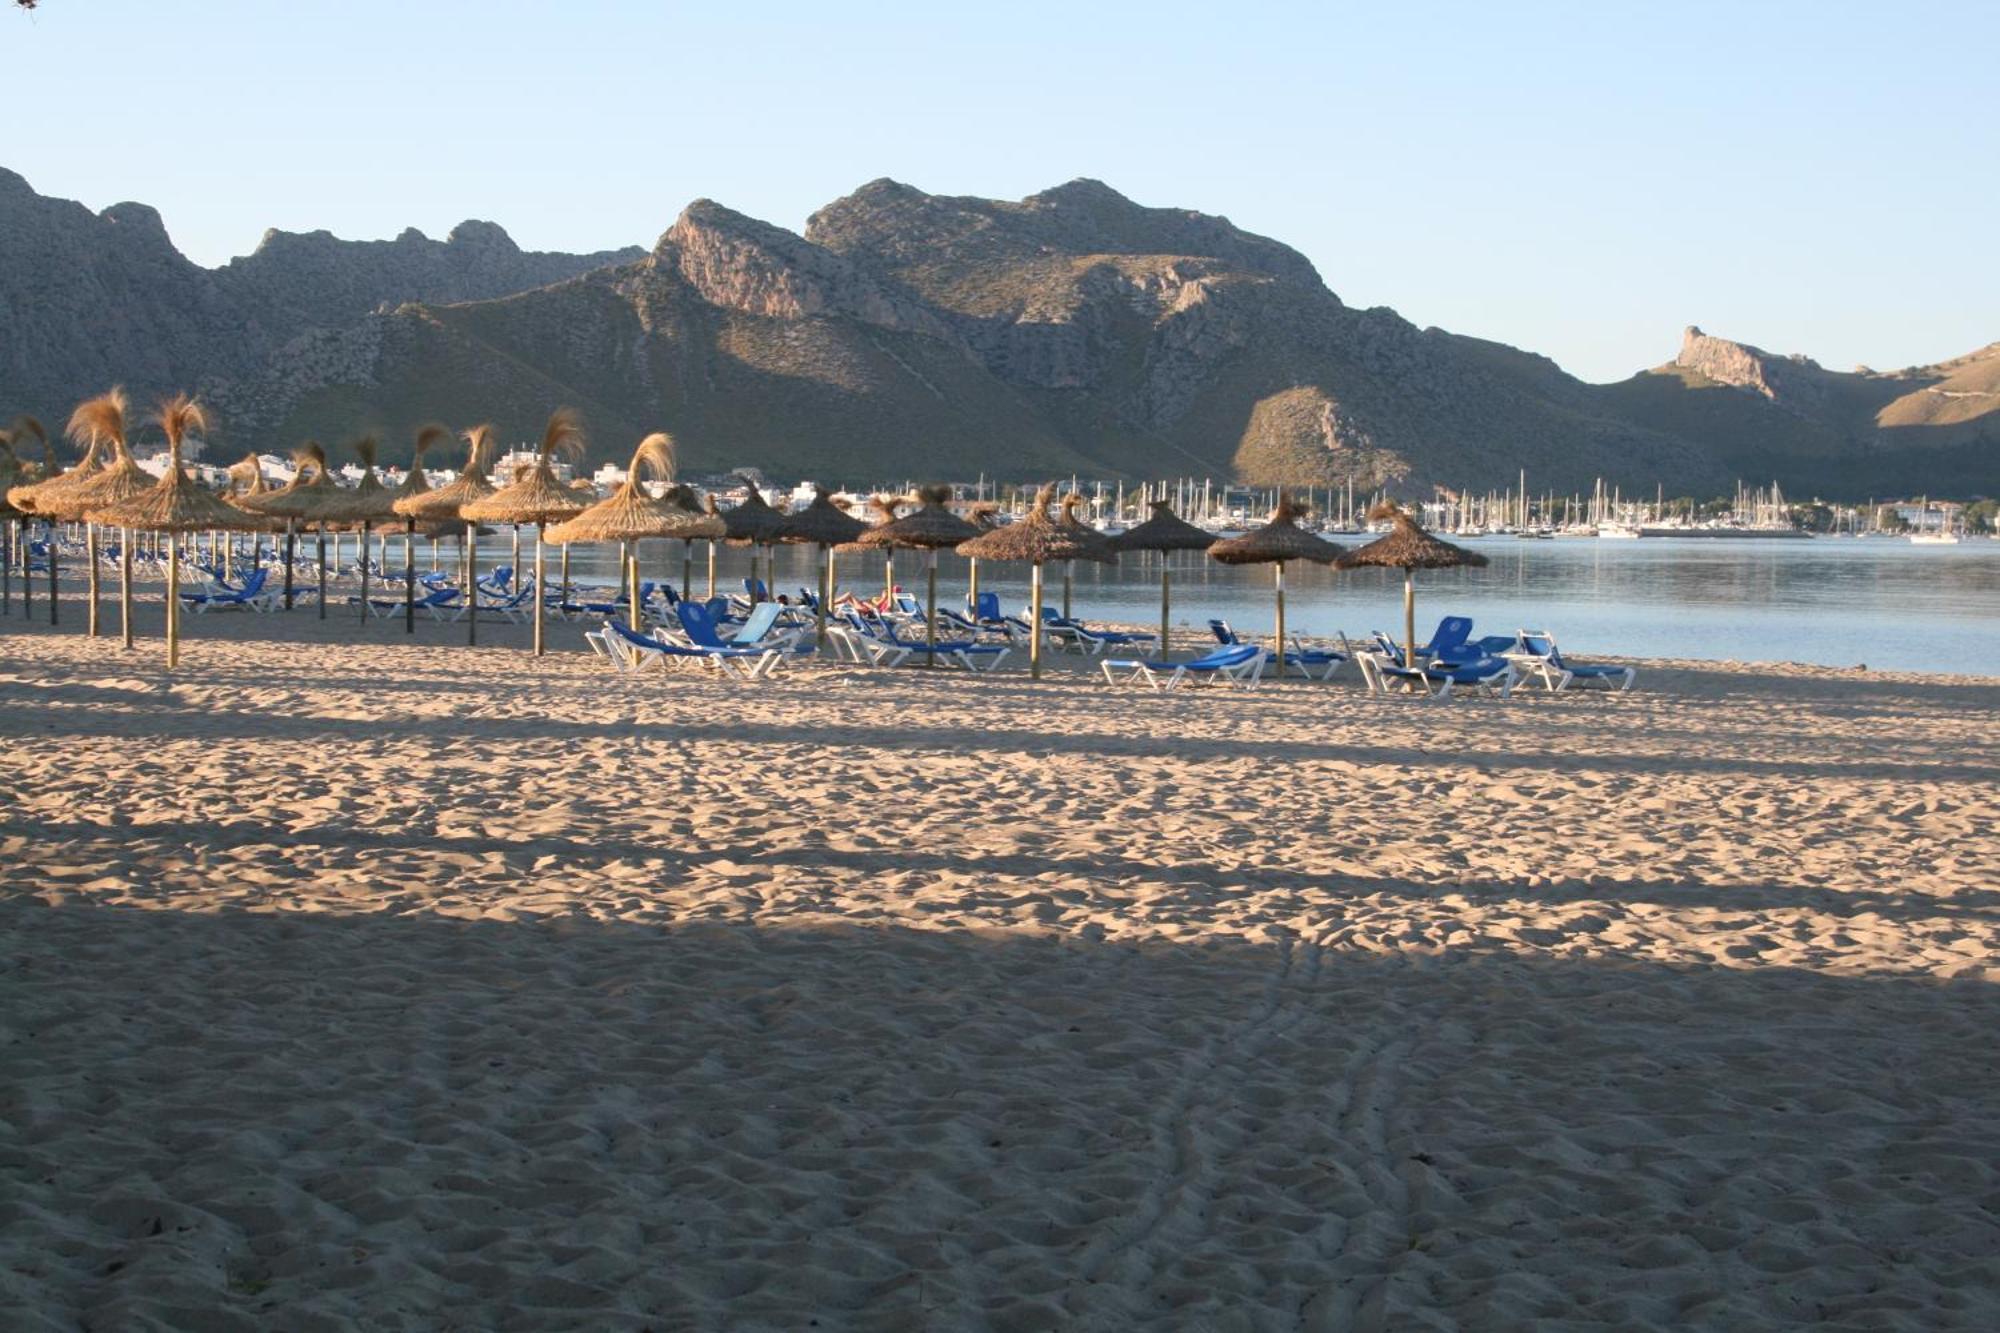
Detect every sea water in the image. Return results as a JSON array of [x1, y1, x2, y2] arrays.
[[496, 534, 2000, 676]]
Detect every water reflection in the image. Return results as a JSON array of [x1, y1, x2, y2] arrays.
[[489, 535, 2000, 674]]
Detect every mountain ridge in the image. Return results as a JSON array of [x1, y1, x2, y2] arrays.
[[2, 168, 1992, 496]]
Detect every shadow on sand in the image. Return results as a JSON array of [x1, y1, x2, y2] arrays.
[[2, 898, 1995, 1330]]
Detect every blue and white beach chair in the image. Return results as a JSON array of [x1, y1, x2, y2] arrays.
[[1100, 643, 1267, 691]]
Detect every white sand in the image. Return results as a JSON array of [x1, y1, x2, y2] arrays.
[[2, 597, 1996, 1329]]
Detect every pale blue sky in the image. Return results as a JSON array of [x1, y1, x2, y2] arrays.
[[8, 1, 1995, 381]]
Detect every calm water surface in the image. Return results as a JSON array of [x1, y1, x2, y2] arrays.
[[491, 534, 2000, 675]]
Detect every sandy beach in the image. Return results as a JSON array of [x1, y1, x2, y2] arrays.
[[2, 596, 1996, 1330]]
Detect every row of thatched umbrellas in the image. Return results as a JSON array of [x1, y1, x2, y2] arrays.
[[4, 392, 1486, 676]]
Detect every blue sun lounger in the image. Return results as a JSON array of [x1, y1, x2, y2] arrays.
[[673, 602, 813, 678], [1359, 652, 1517, 700], [1507, 631, 1636, 692], [1210, 620, 1349, 680], [1100, 643, 1266, 691]]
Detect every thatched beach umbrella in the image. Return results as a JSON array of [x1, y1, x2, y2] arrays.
[[235, 443, 343, 619], [1335, 500, 1488, 669], [230, 446, 306, 610], [395, 424, 498, 645], [659, 483, 726, 599], [387, 425, 448, 634], [1110, 498, 1215, 659], [701, 494, 720, 597], [846, 484, 980, 666], [61, 390, 155, 645], [774, 484, 866, 647], [1207, 492, 1345, 680], [1056, 492, 1117, 622], [331, 436, 403, 625], [957, 483, 1112, 680], [544, 431, 681, 630], [964, 501, 999, 613], [719, 477, 787, 603], [89, 394, 248, 669], [462, 407, 589, 656], [16, 425, 110, 635], [5, 414, 77, 626], [3, 416, 52, 619]]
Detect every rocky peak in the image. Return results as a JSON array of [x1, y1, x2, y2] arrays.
[[1675, 325, 1828, 405], [444, 219, 517, 253], [658, 198, 948, 336], [807, 177, 1330, 299], [97, 201, 175, 253]]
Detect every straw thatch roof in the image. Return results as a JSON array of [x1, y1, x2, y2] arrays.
[[225, 452, 267, 497], [232, 442, 345, 524], [1057, 492, 1118, 562], [956, 484, 1116, 565], [461, 407, 591, 528], [91, 395, 255, 534], [1110, 498, 1214, 553], [847, 483, 982, 551], [1208, 493, 1345, 565], [544, 432, 687, 544], [720, 476, 788, 544], [25, 389, 136, 523], [657, 483, 728, 539], [0, 435, 23, 519], [967, 501, 1000, 532], [1335, 501, 1488, 571], [390, 424, 449, 515], [6, 412, 99, 518], [64, 394, 155, 521], [774, 484, 867, 547], [394, 424, 498, 522], [331, 436, 402, 525]]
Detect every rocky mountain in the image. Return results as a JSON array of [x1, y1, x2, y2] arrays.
[[0, 167, 638, 434], [1594, 328, 2000, 495], [4, 166, 1992, 495]]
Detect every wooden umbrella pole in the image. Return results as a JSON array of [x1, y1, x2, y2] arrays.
[[925, 548, 938, 669], [47, 522, 58, 625], [623, 542, 637, 630], [816, 547, 830, 647], [404, 520, 417, 635], [883, 552, 893, 605], [465, 523, 479, 646], [682, 540, 692, 599], [706, 540, 716, 599], [282, 520, 296, 610], [166, 535, 180, 670], [429, 535, 438, 573], [85, 524, 100, 637], [316, 524, 328, 620], [357, 522, 370, 622], [119, 528, 133, 649], [510, 526, 520, 584], [968, 557, 979, 620], [1403, 570, 1416, 669], [560, 543, 570, 614], [1274, 560, 1287, 679], [1160, 565, 1172, 660], [1062, 559, 1072, 622], [1029, 562, 1044, 680], [532, 524, 546, 657], [2, 518, 11, 616]]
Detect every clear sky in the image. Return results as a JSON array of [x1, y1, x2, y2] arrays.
[[8, 0, 1995, 382]]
